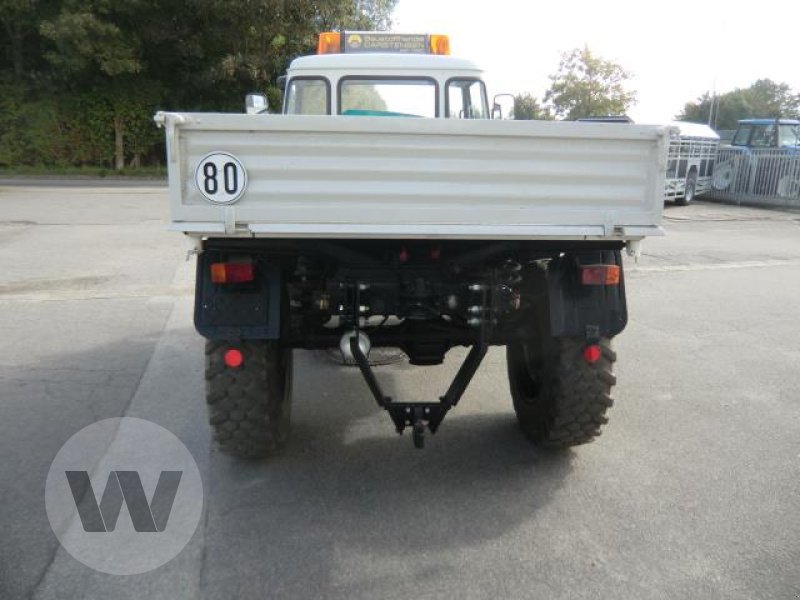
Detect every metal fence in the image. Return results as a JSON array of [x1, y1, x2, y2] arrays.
[[707, 147, 800, 208]]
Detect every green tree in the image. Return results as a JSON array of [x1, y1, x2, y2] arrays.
[[511, 93, 552, 120], [678, 79, 800, 130], [188, 0, 396, 111], [315, 0, 396, 30], [40, 5, 154, 169], [0, 0, 62, 81], [0, 0, 397, 169], [544, 46, 636, 120]]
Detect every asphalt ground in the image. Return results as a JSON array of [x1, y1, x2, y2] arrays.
[[1, 185, 799, 599]]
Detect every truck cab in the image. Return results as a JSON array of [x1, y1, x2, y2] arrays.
[[283, 53, 490, 119], [730, 118, 800, 152], [282, 33, 489, 120], [713, 118, 800, 197]]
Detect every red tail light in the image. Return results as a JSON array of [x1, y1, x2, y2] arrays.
[[224, 348, 244, 368], [210, 262, 255, 284], [580, 265, 620, 286], [583, 344, 602, 364]]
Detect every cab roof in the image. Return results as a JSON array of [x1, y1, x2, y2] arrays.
[[288, 53, 483, 76], [739, 118, 800, 125]]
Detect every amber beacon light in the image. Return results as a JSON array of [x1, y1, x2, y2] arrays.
[[317, 32, 450, 55], [317, 32, 342, 54], [428, 34, 450, 55]]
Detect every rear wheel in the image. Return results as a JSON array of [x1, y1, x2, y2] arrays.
[[205, 340, 293, 458], [777, 174, 800, 199], [507, 336, 616, 447], [713, 161, 734, 190], [676, 171, 697, 205]]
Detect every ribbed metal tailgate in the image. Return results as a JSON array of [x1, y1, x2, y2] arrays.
[[158, 113, 669, 240]]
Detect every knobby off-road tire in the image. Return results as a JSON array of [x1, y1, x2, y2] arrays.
[[205, 340, 293, 459], [507, 336, 616, 448]]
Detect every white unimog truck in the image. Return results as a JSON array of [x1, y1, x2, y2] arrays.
[[156, 32, 670, 455]]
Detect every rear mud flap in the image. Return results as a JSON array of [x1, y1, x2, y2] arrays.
[[546, 250, 627, 339], [194, 250, 281, 340]]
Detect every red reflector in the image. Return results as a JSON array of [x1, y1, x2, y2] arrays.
[[210, 262, 255, 284], [580, 265, 621, 286], [224, 348, 244, 368], [583, 344, 602, 364]]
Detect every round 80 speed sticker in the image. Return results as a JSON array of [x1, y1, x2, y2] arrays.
[[194, 152, 248, 204]]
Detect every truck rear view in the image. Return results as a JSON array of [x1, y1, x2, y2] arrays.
[[157, 32, 670, 456]]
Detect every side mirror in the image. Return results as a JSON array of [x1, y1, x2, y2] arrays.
[[245, 93, 269, 115], [492, 94, 515, 120], [277, 75, 287, 92]]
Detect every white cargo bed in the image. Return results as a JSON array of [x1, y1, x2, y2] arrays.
[[157, 112, 670, 241]]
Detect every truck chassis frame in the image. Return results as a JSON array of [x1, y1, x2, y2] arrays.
[[195, 238, 627, 446]]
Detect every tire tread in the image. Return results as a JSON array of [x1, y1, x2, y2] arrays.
[[508, 337, 616, 448], [205, 340, 291, 459]]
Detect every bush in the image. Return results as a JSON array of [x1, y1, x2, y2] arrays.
[[0, 83, 164, 168]]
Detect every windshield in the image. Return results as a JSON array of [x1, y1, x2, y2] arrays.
[[285, 78, 329, 115], [749, 124, 777, 147], [779, 124, 800, 147], [733, 122, 800, 148], [731, 124, 752, 146], [338, 78, 437, 118], [446, 79, 489, 119]]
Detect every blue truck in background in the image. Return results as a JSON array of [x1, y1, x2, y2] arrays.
[[714, 118, 800, 198]]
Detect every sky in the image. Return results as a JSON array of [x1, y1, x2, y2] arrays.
[[392, 0, 800, 124]]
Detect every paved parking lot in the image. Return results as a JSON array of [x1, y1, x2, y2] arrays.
[[1, 185, 799, 599]]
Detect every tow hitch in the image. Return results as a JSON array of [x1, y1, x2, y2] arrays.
[[348, 336, 487, 448]]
